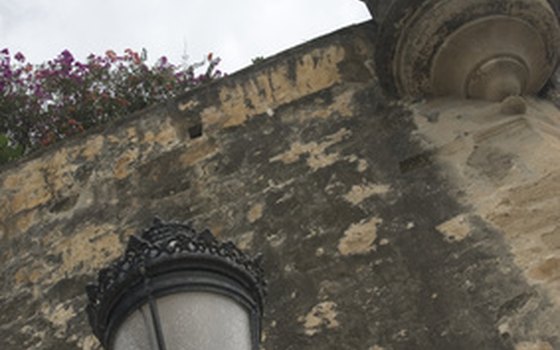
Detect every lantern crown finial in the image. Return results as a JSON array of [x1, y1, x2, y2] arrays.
[[86, 218, 266, 348]]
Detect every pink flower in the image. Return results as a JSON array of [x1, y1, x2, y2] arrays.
[[14, 52, 25, 62], [132, 52, 141, 64], [105, 50, 117, 62], [59, 50, 74, 66]]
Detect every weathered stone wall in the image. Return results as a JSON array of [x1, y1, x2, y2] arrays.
[[0, 21, 559, 350]]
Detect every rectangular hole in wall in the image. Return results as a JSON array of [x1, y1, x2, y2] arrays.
[[188, 123, 203, 139]]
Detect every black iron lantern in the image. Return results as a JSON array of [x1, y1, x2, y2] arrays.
[[85, 218, 266, 350]]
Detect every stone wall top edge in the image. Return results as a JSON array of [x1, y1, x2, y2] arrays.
[[220, 20, 375, 80], [0, 20, 375, 176]]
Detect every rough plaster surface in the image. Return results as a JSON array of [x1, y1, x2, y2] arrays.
[[412, 96, 560, 348], [0, 21, 559, 350]]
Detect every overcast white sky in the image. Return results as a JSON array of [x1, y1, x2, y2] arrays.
[[0, 1, 371, 73]]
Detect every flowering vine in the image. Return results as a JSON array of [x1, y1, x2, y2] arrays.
[[0, 48, 222, 164]]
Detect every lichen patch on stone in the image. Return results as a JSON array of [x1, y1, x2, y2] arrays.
[[247, 202, 264, 223], [298, 301, 340, 336], [528, 257, 560, 282], [177, 99, 200, 112], [179, 139, 219, 166], [78, 335, 99, 350], [270, 129, 350, 171], [80, 135, 105, 161], [357, 159, 369, 172], [113, 148, 139, 180], [436, 214, 471, 242], [515, 341, 554, 350], [151, 120, 179, 147], [343, 183, 391, 205], [236, 231, 255, 251], [4, 162, 52, 214], [338, 217, 383, 256], [50, 224, 121, 281], [41, 302, 76, 338]]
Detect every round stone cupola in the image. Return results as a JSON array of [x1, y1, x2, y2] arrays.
[[363, 0, 560, 101]]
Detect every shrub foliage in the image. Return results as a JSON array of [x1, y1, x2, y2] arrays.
[[0, 48, 221, 164]]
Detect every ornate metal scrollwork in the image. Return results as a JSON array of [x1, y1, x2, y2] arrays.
[[86, 218, 266, 348]]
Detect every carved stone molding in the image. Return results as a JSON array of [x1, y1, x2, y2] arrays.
[[363, 0, 560, 101]]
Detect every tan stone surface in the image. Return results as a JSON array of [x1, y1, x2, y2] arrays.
[[515, 341, 554, 350], [179, 139, 219, 166], [298, 301, 340, 336], [338, 216, 383, 256], [247, 202, 264, 223], [343, 183, 391, 205], [436, 214, 471, 242], [80, 135, 105, 161], [50, 224, 121, 279], [270, 128, 350, 171], [412, 96, 560, 329]]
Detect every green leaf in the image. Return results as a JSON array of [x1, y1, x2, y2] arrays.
[[0, 135, 24, 164], [0, 134, 8, 148]]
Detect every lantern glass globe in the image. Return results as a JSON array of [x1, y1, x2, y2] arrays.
[[113, 292, 252, 350]]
